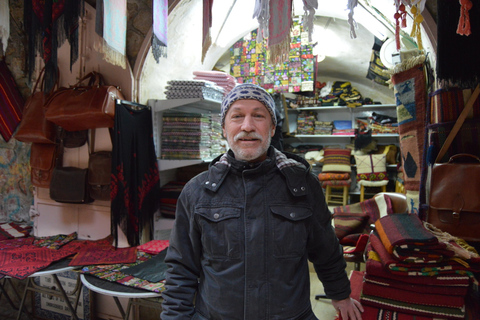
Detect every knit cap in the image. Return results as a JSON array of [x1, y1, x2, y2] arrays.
[[221, 84, 277, 127]]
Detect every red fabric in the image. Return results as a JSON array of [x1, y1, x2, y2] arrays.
[[362, 280, 465, 308], [317, 172, 350, 181], [137, 240, 169, 255], [0, 60, 24, 141], [0, 246, 76, 279], [0, 224, 32, 241], [69, 246, 137, 266]]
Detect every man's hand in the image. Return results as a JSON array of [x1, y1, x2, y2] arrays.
[[331, 297, 363, 320]]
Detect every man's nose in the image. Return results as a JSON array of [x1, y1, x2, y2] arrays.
[[241, 115, 255, 131]]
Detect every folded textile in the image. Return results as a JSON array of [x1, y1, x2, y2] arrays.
[[34, 232, 78, 250], [375, 213, 442, 255], [360, 292, 465, 319], [370, 233, 475, 276], [0, 236, 34, 249], [339, 271, 440, 320], [364, 272, 469, 296], [0, 223, 32, 240], [69, 246, 137, 266], [137, 239, 169, 255], [333, 194, 393, 243], [362, 280, 465, 308]]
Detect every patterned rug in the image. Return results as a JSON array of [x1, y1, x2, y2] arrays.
[[391, 60, 427, 192]]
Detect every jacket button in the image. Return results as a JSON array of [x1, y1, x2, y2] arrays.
[[290, 212, 296, 218], [293, 188, 298, 192], [213, 213, 220, 219], [212, 183, 217, 187], [205, 181, 210, 185], [301, 186, 305, 191]]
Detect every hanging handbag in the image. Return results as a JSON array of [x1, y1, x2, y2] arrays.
[[63, 129, 88, 148], [15, 67, 58, 144], [87, 129, 112, 201], [49, 135, 93, 204], [44, 71, 124, 131], [30, 143, 58, 188], [426, 84, 480, 242]]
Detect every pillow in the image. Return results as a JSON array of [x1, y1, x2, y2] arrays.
[[354, 154, 388, 181], [333, 194, 393, 242], [322, 148, 352, 173], [317, 172, 350, 181]]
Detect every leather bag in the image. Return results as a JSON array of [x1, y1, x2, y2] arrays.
[[15, 68, 57, 144], [30, 143, 57, 188], [426, 84, 480, 242], [44, 71, 124, 131], [428, 154, 480, 242], [50, 167, 92, 204], [88, 151, 111, 201], [63, 130, 88, 148]]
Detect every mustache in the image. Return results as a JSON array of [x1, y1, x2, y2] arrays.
[[233, 132, 263, 141]]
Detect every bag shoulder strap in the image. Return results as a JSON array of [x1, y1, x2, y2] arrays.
[[435, 84, 480, 163]]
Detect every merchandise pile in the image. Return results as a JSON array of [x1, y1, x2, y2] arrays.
[[164, 79, 224, 101], [296, 111, 317, 135], [193, 70, 236, 96], [161, 112, 225, 160], [355, 213, 480, 319]]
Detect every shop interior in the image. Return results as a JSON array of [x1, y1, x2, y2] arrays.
[[1, 0, 479, 319]]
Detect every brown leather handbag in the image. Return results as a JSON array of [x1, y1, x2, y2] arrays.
[[30, 143, 58, 188], [44, 71, 124, 131], [15, 68, 57, 144], [87, 129, 112, 201], [427, 85, 480, 242]]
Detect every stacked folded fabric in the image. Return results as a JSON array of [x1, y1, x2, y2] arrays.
[[159, 181, 186, 218], [296, 111, 317, 134], [358, 213, 480, 319], [193, 70, 236, 96], [161, 112, 225, 160], [314, 121, 333, 135], [165, 79, 224, 101]]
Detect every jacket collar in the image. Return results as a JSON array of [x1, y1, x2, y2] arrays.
[[203, 147, 310, 197]]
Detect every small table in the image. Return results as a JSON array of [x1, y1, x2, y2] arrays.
[[16, 259, 81, 320], [80, 274, 162, 320]]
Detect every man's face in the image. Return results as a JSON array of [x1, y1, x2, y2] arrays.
[[222, 99, 275, 162]]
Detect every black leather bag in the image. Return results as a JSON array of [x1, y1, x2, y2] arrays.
[[50, 167, 93, 204], [88, 151, 111, 201]]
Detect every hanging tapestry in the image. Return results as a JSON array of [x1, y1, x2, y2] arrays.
[[437, 0, 480, 87], [24, 0, 84, 91], [390, 56, 427, 193], [152, 0, 168, 62], [111, 101, 161, 247], [266, 0, 292, 64], [202, 0, 213, 62]]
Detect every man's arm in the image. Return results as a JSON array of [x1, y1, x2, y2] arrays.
[[332, 297, 364, 320], [161, 187, 201, 320]]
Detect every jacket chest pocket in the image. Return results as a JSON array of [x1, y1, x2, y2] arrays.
[[195, 206, 242, 259], [270, 205, 312, 258]]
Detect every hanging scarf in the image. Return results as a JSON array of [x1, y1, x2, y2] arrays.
[[347, 0, 358, 39], [409, 4, 424, 51], [266, 0, 292, 64], [98, 0, 126, 68], [302, 0, 317, 42], [437, 0, 480, 87], [202, 0, 214, 62], [24, 0, 83, 92], [457, 0, 473, 36], [394, 1, 407, 51], [253, 0, 269, 42], [0, 0, 9, 52], [152, 0, 168, 63]]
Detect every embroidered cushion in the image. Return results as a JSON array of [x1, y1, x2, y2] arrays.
[[354, 154, 388, 181], [322, 148, 352, 173], [317, 172, 350, 181], [321, 179, 351, 187]]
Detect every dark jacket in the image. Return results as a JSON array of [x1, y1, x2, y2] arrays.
[[161, 147, 351, 320]]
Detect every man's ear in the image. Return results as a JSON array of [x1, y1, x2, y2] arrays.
[[222, 126, 226, 138]]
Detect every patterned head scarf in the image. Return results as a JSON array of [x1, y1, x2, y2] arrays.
[[221, 84, 277, 127]]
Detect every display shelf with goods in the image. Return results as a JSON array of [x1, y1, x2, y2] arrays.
[[148, 98, 224, 172], [285, 103, 400, 202]]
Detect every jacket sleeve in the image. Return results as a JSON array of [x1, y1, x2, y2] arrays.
[[161, 183, 202, 319], [306, 174, 351, 301]]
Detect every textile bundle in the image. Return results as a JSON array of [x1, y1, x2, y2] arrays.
[[193, 71, 236, 96], [357, 213, 480, 319], [161, 112, 225, 160], [164, 80, 224, 101]]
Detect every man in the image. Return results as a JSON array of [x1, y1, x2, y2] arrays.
[[161, 84, 363, 320]]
